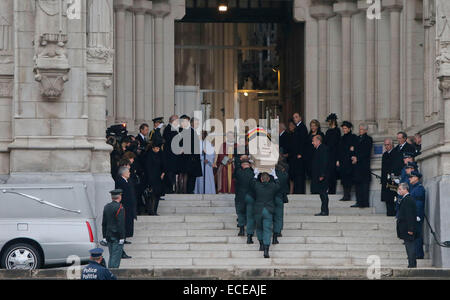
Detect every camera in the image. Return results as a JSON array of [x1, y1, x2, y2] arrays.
[[106, 124, 128, 146]]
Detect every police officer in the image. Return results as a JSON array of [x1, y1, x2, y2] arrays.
[[101, 189, 126, 269], [409, 171, 426, 260], [149, 117, 164, 147], [273, 161, 289, 244], [400, 154, 417, 184], [81, 248, 117, 280], [233, 156, 254, 239], [251, 171, 280, 259]]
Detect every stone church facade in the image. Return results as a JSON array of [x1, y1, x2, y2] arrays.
[[0, 0, 449, 267]]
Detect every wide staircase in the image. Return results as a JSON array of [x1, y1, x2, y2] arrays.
[[120, 194, 432, 270]]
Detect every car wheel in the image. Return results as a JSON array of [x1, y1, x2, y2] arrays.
[[1, 243, 42, 270]]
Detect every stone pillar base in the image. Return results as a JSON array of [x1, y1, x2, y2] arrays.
[[387, 119, 402, 135]]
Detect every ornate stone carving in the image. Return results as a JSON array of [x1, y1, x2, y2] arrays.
[[437, 0, 450, 41], [34, 34, 70, 100], [0, 79, 13, 97], [87, 47, 114, 64], [438, 76, 450, 100], [37, 0, 67, 16], [88, 77, 112, 97]]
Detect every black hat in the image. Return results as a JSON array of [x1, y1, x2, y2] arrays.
[[89, 248, 104, 258], [326, 113, 338, 122], [180, 115, 191, 120], [152, 117, 164, 123], [341, 121, 353, 129], [405, 162, 418, 169], [152, 140, 163, 148], [109, 189, 123, 196], [408, 171, 422, 179], [403, 152, 415, 159]]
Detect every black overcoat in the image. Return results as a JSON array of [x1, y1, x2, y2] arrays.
[[311, 144, 329, 194], [289, 122, 308, 176], [381, 150, 397, 202], [337, 132, 358, 186], [115, 176, 137, 238], [354, 133, 373, 184], [163, 124, 182, 173], [396, 194, 417, 241], [145, 150, 166, 196]]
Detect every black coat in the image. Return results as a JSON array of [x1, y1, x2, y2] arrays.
[[115, 176, 136, 238], [110, 148, 123, 181], [396, 194, 417, 241], [178, 127, 203, 177], [305, 130, 325, 178], [135, 134, 148, 151], [324, 127, 341, 166], [279, 131, 290, 155], [354, 133, 373, 184], [337, 132, 358, 186], [392, 143, 416, 175], [311, 144, 329, 194], [163, 124, 181, 173], [145, 150, 166, 196], [289, 122, 308, 176], [149, 127, 163, 147], [381, 150, 397, 202]]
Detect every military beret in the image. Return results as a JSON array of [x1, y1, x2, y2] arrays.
[[408, 171, 422, 179], [89, 248, 104, 258], [152, 117, 164, 123], [341, 121, 353, 129], [109, 189, 123, 196], [326, 113, 338, 122]]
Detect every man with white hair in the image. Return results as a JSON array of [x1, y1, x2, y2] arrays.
[[381, 138, 397, 216], [353, 123, 373, 208]]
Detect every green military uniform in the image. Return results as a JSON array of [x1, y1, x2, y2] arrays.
[[250, 178, 280, 247], [274, 168, 289, 236], [233, 158, 254, 232], [102, 191, 126, 269]]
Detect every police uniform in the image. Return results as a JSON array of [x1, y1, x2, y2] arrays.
[[250, 174, 280, 258], [233, 158, 254, 239], [81, 248, 117, 280], [149, 117, 164, 148], [102, 189, 126, 269], [409, 171, 426, 259], [273, 165, 289, 243]]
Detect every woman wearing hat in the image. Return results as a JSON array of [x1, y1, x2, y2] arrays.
[[337, 121, 358, 201], [324, 114, 341, 194]]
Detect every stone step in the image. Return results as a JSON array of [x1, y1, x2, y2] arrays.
[[161, 194, 345, 201], [157, 206, 375, 215], [127, 235, 403, 245], [119, 257, 432, 268], [125, 250, 410, 260], [135, 215, 396, 224], [132, 229, 398, 238], [160, 199, 359, 208]]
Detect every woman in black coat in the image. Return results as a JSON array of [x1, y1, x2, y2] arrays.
[[324, 114, 341, 194], [305, 119, 325, 179], [337, 121, 358, 201], [145, 142, 166, 215]]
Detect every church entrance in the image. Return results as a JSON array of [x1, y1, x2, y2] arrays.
[[174, 0, 304, 125]]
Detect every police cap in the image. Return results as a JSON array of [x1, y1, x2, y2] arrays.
[[152, 117, 164, 124], [89, 248, 104, 258], [408, 171, 422, 179], [403, 152, 415, 159], [109, 189, 123, 196]]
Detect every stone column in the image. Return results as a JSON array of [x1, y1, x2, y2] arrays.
[[114, 0, 133, 123], [310, 4, 334, 124], [383, 0, 403, 134], [334, 0, 358, 122], [133, 0, 152, 124], [358, 0, 377, 130], [150, 2, 170, 119]]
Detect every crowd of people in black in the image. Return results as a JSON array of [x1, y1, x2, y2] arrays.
[[102, 111, 426, 267]]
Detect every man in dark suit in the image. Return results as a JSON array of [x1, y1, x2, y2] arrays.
[[163, 115, 180, 193], [136, 123, 149, 151], [393, 132, 416, 175], [291, 113, 308, 194], [135, 123, 149, 214], [179, 116, 202, 194], [396, 182, 417, 268], [381, 138, 397, 216], [114, 166, 136, 259], [311, 135, 329, 216], [353, 124, 373, 208]]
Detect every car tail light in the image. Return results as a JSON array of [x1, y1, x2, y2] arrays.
[[86, 221, 94, 243]]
